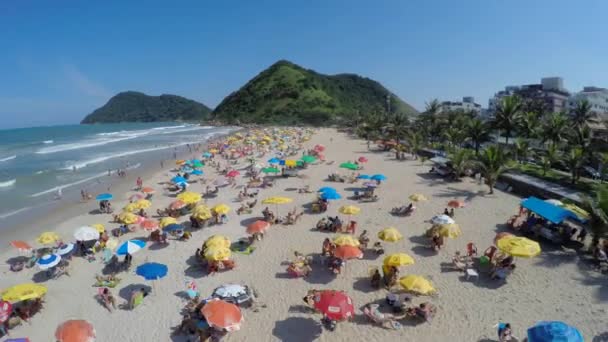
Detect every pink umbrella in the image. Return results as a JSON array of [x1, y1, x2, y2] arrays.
[[358, 156, 368, 163], [0, 301, 13, 323], [227, 170, 240, 178]]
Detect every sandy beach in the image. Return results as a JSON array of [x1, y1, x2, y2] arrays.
[[1, 128, 606, 341]]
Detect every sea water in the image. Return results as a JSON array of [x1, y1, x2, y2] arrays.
[[0, 122, 235, 224]]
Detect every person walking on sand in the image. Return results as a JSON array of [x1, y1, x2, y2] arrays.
[[136, 177, 143, 190]]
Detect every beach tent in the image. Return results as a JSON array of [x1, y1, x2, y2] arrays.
[[521, 197, 581, 224]]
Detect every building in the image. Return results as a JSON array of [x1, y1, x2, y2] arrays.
[[488, 77, 569, 116], [440, 96, 482, 114], [569, 86, 608, 137]]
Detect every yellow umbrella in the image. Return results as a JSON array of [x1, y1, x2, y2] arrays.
[[2, 283, 48, 303], [378, 227, 403, 242], [332, 234, 360, 247], [192, 205, 212, 220], [561, 203, 590, 220], [437, 223, 462, 238], [37, 232, 60, 245], [177, 191, 202, 205], [212, 204, 231, 215], [134, 199, 151, 209], [262, 197, 293, 205], [383, 253, 415, 267], [409, 194, 428, 202], [176, 160, 186, 165], [339, 205, 361, 215], [105, 238, 119, 250], [399, 275, 436, 295], [117, 212, 138, 225], [209, 149, 219, 154], [204, 235, 231, 248], [159, 217, 177, 228], [284, 159, 297, 167], [91, 224, 105, 234], [497, 236, 541, 258], [123, 203, 139, 212], [204, 246, 231, 261]]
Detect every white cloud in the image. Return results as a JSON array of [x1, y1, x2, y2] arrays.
[[63, 64, 111, 98]]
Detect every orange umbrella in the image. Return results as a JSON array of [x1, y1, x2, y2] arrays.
[[333, 245, 363, 260], [169, 200, 186, 210], [201, 299, 243, 331], [10, 241, 32, 252], [246, 220, 270, 234], [141, 187, 155, 194], [447, 200, 466, 208], [140, 219, 159, 231], [494, 232, 514, 245], [55, 319, 96, 342]]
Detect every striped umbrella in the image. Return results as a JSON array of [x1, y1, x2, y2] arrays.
[[37, 254, 61, 270], [116, 240, 146, 256]]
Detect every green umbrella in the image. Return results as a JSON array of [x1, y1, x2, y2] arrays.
[[192, 161, 204, 168], [339, 162, 359, 170], [262, 167, 280, 174], [300, 155, 317, 163]]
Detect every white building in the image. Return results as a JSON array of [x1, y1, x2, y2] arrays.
[[568, 87, 608, 115], [440, 97, 481, 114]]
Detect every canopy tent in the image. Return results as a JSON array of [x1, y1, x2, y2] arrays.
[[521, 197, 582, 224]]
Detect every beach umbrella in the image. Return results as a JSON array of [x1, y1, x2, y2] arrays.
[[312, 290, 354, 321], [357, 156, 368, 163], [357, 174, 371, 179], [383, 253, 415, 268], [128, 193, 145, 202], [262, 197, 293, 216], [91, 224, 105, 233], [176, 160, 186, 165], [171, 176, 187, 184], [371, 174, 387, 181], [37, 254, 61, 270], [544, 199, 564, 206], [191, 170, 203, 176], [284, 159, 297, 167], [321, 191, 342, 200], [363, 182, 378, 188], [527, 321, 583, 342], [431, 214, 455, 225], [212, 284, 250, 304], [201, 299, 243, 331], [74, 226, 100, 241], [181, 166, 194, 174], [169, 200, 187, 210], [226, 170, 240, 178], [123, 203, 139, 212], [300, 155, 317, 163], [339, 162, 359, 170], [140, 219, 159, 231], [133, 199, 151, 209], [437, 223, 462, 238], [378, 227, 403, 242], [55, 319, 96, 342], [116, 239, 146, 256], [57, 243, 75, 256], [209, 148, 219, 154], [313, 144, 325, 152], [399, 275, 436, 295], [95, 193, 113, 201], [1, 284, 47, 303], [191, 161, 204, 168], [136, 262, 168, 280], [204, 247, 232, 261], [117, 212, 139, 225], [494, 232, 513, 245], [339, 205, 360, 216], [202, 152, 212, 158], [246, 220, 270, 234], [561, 203, 590, 221], [162, 223, 183, 232], [141, 187, 155, 194], [159, 217, 177, 228], [0, 300, 13, 322], [497, 236, 541, 258], [318, 186, 337, 193], [332, 235, 360, 247], [447, 199, 466, 208], [212, 204, 231, 215], [409, 193, 428, 202], [10, 240, 32, 252], [261, 167, 280, 174], [37, 232, 60, 245], [205, 235, 231, 248], [192, 205, 212, 220], [177, 191, 202, 204], [268, 157, 280, 164], [333, 245, 363, 260]]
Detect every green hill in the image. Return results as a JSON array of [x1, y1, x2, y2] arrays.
[[81, 91, 212, 124], [211, 60, 417, 125]]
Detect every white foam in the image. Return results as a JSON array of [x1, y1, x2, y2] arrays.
[[0, 155, 16, 162], [43, 140, 54, 144], [0, 179, 16, 188], [0, 207, 31, 219], [151, 124, 189, 130], [30, 171, 107, 197], [36, 136, 137, 154]]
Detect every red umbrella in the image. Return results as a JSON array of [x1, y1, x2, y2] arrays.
[[447, 199, 465, 208], [312, 290, 355, 321], [201, 299, 243, 331], [55, 319, 96, 342], [246, 220, 270, 234], [10, 240, 32, 252], [227, 170, 240, 178], [333, 245, 363, 260], [0, 300, 13, 323], [357, 156, 368, 163], [314, 144, 325, 152], [140, 219, 159, 231], [169, 200, 187, 210]]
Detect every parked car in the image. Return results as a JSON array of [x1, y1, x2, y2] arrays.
[[581, 166, 601, 180]]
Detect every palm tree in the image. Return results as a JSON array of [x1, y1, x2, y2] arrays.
[[571, 99, 593, 128], [406, 131, 423, 160], [568, 125, 593, 159], [541, 112, 569, 147], [579, 185, 608, 247], [467, 118, 492, 155], [493, 95, 523, 144], [519, 111, 541, 139], [417, 99, 442, 142], [540, 143, 560, 176], [513, 138, 531, 163], [442, 126, 465, 152], [564, 147, 585, 184], [476, 145, 512, 194], [450, 149, 474, 179]]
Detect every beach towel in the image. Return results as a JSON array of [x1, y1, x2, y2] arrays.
[[132, 292, 144, 309], [230, 243, 256, 255]]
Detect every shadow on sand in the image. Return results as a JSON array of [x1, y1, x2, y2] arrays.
[[272, 317, 323, 342]]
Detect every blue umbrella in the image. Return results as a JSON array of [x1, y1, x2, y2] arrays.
[[191, 170, 203, 175], [268, 157, 280, 164], [278, 160, 286, 166], [202, 152, 212, 158], [116, 239, 146, 256], [162, 223, 183, 232], [321, 192, 342, 200], [171, 176, 187, 184], [96, 193, 113, 201], [318, 186, 337, 193], [371, 174, 387, 181], [357, 174, 371, 179], [136, 262, 168, 280], [527, 321, 583, 342], [37, 254, 61, 270]]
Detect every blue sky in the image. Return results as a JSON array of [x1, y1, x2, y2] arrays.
[[1, 0, 607, 129]]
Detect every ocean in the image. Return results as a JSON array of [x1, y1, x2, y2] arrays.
[[0, 122, 235, 225]]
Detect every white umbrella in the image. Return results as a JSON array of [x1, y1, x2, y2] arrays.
[[37, 254, 61, 270], [74, 226, 99, 241], [431, 214, 455, 225], [211, 284, 253, 305], [57, 243, 75, 256], [544, 199, 564, 206]]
